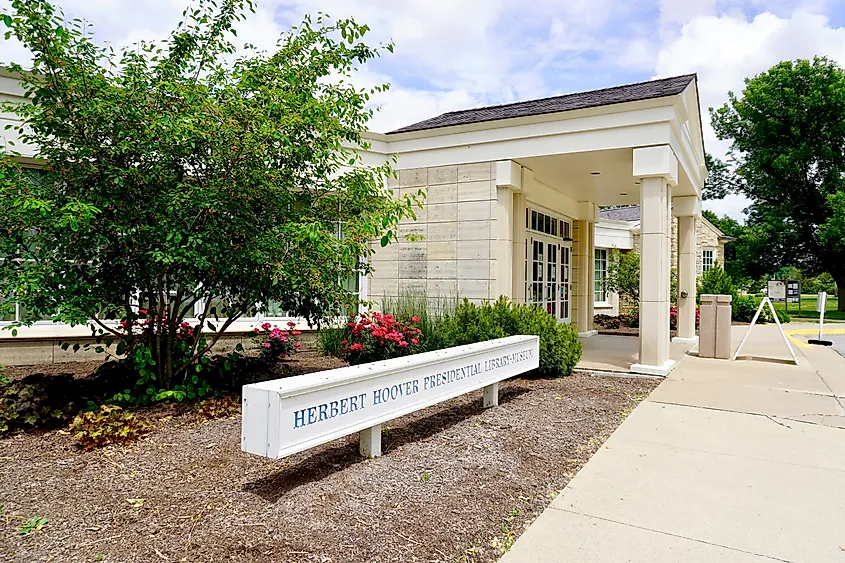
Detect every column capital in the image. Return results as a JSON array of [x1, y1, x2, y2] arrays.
[[495, 160, 522, 190], [633, 145, 678, 187], [672, 195, 701, 217], [578, 201, 597, 222]]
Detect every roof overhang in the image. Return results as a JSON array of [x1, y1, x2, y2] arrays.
[[360, 80, 707, 204]]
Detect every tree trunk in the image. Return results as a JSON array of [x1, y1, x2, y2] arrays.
[[836, 274, 845, 313]]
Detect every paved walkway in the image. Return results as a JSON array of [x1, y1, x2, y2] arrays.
[[501, 324, 845, 562]]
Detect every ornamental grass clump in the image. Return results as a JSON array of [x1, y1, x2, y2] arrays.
[[341, 312, 423, 365]]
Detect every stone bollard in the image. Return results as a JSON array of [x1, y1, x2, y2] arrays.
[[699, 294, 733, 359]]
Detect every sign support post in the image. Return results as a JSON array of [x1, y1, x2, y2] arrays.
[[808, 292, 833, 347]]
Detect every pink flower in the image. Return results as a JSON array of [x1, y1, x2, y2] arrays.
[[263, 342, 271, 348], [411, 316, 420, 323], [341, 339, 348, 345], [398, 341, 408, 347], [411, 338, 419, 345]]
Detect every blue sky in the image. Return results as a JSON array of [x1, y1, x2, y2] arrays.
[[3, 0, 845, 219]]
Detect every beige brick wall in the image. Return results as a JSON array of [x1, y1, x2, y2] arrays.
[[368, 162, 498, 307], [632, 217, 726, 279]]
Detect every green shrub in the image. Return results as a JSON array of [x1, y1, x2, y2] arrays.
[[70, 405, 153, 450], [732, 295, 791, 324], [732, 295, 759, 323], [442, 298, 582, 377], [509, 304, 582, 377], [697, 264, 738, 303], [441, 298, 508, 347]]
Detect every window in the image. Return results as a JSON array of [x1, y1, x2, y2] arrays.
[[594, 248, 608, 303], [702, 248, 715, 272], [526, 207, 571, 239]]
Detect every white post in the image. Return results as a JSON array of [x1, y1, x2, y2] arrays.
[[359, 424, 382, 458], [818, 292, 827, 340], [674, 208, 699, 342], [483, 383, 499, 408], [632, 176, 672, 374]]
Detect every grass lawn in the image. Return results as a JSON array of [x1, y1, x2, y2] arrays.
[[771, 294, 845, 321]]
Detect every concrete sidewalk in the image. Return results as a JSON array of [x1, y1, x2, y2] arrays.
[[500, 324, 845, 562]]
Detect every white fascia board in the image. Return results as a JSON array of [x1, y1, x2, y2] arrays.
[[669, 116, 705, 196], [596, 219, 636, 230], [382, 105, 675, 156], [392, 122, 671, 171]]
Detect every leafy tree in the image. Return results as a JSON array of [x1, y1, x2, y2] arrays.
[[606, 249, 639, 307], [0, 0, 420, 393], [696, 264, 737, 303], [710, 57, 845, 311]]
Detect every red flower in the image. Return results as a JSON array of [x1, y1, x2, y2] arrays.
[[411, 316, 420, 323], [411, 338, 419, 345], [350, 343, 364, 352]]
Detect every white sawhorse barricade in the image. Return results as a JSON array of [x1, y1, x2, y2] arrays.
[[241, 335, 540, 459]]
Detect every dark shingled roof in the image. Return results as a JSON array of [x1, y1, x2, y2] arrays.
[[599, 206, 641, 222], [388, 74, 697, 134]]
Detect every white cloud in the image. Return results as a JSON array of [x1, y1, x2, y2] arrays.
[[655, 8, 845, 220]]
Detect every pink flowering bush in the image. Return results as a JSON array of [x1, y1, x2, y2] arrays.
[[669, 306, 700, 331], [252, 322, 302, 364], [341, 312, 423, 365]]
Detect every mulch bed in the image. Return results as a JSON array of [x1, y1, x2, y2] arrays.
[[0, 360, 657, 563]]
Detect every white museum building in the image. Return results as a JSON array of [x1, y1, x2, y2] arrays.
[[0, 73, 706, 376]]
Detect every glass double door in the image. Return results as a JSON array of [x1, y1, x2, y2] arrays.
[[527, 234, 571, 323]]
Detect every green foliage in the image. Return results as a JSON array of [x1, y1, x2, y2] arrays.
[[194, 395, 240, 420], [17, 516, 48, 535], [440, 298, 581, 378], [710, 57, 845, 311], [441, 299, 508, 347], [606, 250, 640, 305], [70, 405, 153, 450], [0, 377, 77, 434], [801, 272, 837, 295], [381, 291, 457, 352], [0, 1, 419, 388], [318, 325, 348, 358], [697, 264, 738, 303], [732, 295, 791, 324], [508, 304, 582, 377]]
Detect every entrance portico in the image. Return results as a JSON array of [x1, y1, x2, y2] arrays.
[[362, 74, 707, 376]]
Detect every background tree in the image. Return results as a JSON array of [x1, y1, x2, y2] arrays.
[[0, 0, 419, 394], [710, 57, 845, 311], [606, 249, 640, 309]]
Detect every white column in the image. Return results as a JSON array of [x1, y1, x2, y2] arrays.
[[495, 161, 523, 302], [631, 146, 678, 376], [674, 213, 698, 342], [574, 218, 596, 336], [493, 186, 514, 300]]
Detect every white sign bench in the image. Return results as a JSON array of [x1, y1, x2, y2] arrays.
[[241, 335, 539, 459]]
